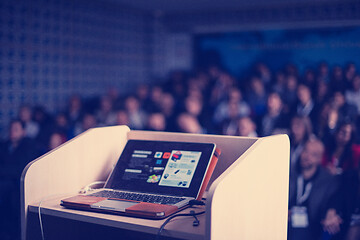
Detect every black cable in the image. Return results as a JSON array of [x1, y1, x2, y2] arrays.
[[155, 210, 205, 240]]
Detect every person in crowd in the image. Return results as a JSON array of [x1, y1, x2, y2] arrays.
[[345, 75, 360, 116], [345, 62, 357, 88], [302, 68, 317, 92], [317, 62, 330, 83], [146, 111, 167, 132], [147, 85, 164, 112], [246, 75, 268, 117], [176, 112, 205, 134], [0, 119, 40, 240], [48, 131, 67, 150], [213, 87, 250, 134], [289, 115, 313, 177], [330, 65, 346, 93], [337, 164, 360, 240], [124, 95, 147, 130], [66, 94, 83, 128], [294, 84, 317, 125], [272, 71, 286, 97], [322, 121, 360, 175], [115, 109, 130, 126], [288, 138, 342, 240], [33, 105, 54, 148], [18, 105, 39, 139], [210, 72, 235, 107], [314, 80, 330, 108], [331, 91, 358, 123], [54, 112, 71, 137], [158, 92, 177, 132], [96, 95, 117, 126], [183, 95, 212, 132], [283, 74, 298, 113], [237, 116, 257, 137], [258, 91, 289, 136], [74, 112, 98, 136], [135, 84, 150, 108], [255, 62, 272, 87]]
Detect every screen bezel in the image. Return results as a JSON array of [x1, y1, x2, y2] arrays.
[[105, 140, 216, 198]]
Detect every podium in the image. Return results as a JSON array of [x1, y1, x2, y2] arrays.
[[21, 125, 290, 240]]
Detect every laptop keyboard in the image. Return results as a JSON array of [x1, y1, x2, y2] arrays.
[[88, 190, 186, 205]]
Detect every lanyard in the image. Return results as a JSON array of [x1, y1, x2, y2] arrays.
[[296, 176, 312, 205]]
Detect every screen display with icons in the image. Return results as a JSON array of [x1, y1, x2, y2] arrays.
[[105, 140, 215, 198]]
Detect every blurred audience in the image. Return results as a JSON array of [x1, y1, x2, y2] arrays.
[[1, 61, 360, 240]]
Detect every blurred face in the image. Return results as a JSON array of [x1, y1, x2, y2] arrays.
[[101, 97, 112, 112], [185, 96, 202, 116], [291, 118, 306, 141], [125, 97, 139, 112], [160, 93, 175, 113], [336, 124, 352, 146], [56, 114, 68, 127], [251, 78, 264, 94], [148, 113, 166, 131], [319, 63, 329, 76], [332, 92, 345, 108], [10, 121, 25, 143], [305, 70, 315, 83], [177, 113, 201, 133], [136, 84, 149, 100], [49, 133, 65, 150], [229, 88, 242, 102], [317, 81, 328, 98], [82, 114, 96, 130], [116, 111, 129, 125], [19, 106, 32, 122], [300, 141, 323, 170], [267, 93, 282, 113], [151, 87, 163, 103], [70, 96, 81, 111], [297, 85, 311, 104], [353, 76, 360, 91], [333, 66, 343, 80], [238, 118, 255, 137], [286, 76, 297, 90]]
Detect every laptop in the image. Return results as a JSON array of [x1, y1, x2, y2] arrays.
[[61, 139, 220, 219]]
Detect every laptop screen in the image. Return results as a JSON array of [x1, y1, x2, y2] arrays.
[[105, 140, 216, 198]]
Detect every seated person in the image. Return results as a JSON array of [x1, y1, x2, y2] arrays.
[[322, 121, 360, 175], [337, 164, 360, 240], [288, 138, 342, 240]]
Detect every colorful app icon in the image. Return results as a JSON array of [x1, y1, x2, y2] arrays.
[[171, 151, 182, 161], [154, 152, 162, 158], [163, 152, 171, 159], [147, 174, 161, 183]]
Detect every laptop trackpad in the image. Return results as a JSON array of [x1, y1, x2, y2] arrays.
[[90, 199, 138, 212]]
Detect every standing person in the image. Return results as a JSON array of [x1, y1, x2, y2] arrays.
[[0, 120, 39, 240], [288, 138, 342, 240]]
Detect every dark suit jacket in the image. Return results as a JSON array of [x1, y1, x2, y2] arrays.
[[289, 167, 340, 239]]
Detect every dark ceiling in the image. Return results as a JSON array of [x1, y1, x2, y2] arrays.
[[107, 0, 343, 14]]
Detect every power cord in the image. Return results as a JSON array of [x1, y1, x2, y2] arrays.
[[38, 181, 106, 240], [155, 200, 206, 240]]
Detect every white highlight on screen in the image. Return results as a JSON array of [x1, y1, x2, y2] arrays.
[[132, 154, 148, 158], [125, 169, 142, 173]]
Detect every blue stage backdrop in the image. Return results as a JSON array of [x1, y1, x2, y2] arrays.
[[195, 26, 360, 77]]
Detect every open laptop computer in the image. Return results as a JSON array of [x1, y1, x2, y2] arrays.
[[61, 139, 220, 219]]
